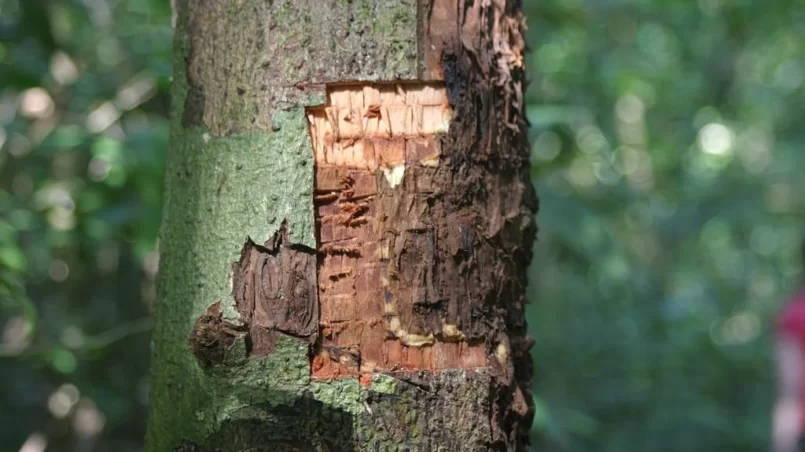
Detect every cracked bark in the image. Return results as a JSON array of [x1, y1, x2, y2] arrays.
[[147, 1, 537, 451]]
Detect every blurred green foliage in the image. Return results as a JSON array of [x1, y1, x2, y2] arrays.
[[524, 0, 805, 450], [0, 0, 170, 450], [1, 0, 802, 451]]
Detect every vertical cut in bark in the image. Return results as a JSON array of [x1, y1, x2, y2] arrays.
[[148, 1, 536, 451]]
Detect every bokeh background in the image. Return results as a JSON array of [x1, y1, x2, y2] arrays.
[[1, 0, 802, 450]]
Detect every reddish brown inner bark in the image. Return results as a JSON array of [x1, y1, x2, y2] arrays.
[[307, 83, 487, 379]]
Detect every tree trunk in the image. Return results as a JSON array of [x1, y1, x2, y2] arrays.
[[146, 1, 537, 451]]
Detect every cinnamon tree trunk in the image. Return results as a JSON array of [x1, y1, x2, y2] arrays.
[[146, 1, 537, 451]]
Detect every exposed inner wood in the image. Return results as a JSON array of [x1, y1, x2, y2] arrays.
[[308, 83, 487, 378], [306, 83, 450, 170]]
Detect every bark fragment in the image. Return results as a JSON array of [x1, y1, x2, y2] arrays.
[[188, 302, 246, 368], [231, 225, 319, 356], [189, 225, 318, 364]]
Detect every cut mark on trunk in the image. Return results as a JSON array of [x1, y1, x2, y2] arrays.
[[307, 83, 487, 380]]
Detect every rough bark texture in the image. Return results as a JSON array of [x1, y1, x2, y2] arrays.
[[147, 1, 536, 451]]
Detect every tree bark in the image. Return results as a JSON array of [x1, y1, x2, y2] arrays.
[[146, 1, 537, 451]]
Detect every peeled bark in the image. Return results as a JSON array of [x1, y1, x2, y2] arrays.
[[146, 1, 537, 451]]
